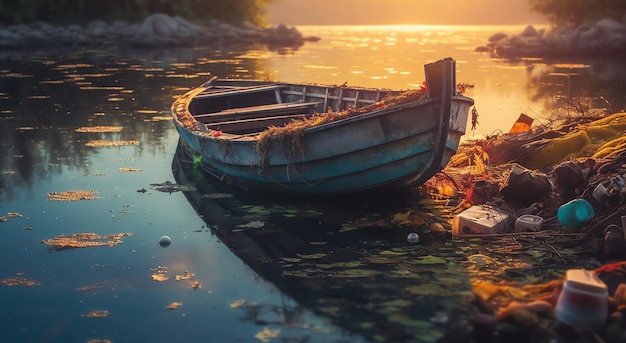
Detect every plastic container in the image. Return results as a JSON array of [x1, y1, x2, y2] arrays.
[[592, 183, 609, 204], [514, 214, 543, 232], [557, 199, 595, 228], [555, 269, 608, 330], [452, 205, 509, 236]]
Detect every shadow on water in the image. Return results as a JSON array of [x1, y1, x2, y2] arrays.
[[171, 140, 475, 342]]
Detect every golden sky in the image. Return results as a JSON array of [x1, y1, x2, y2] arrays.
[[266, 0, 547, 25]]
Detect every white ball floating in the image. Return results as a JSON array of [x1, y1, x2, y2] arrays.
[[407, 232, 420, 243], [159, 235, 171, 247]]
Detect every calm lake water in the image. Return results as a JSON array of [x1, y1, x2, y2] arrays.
[[0, 25, 623, 343]]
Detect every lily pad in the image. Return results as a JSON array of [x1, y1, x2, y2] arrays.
[[415, 255, 447, 265]]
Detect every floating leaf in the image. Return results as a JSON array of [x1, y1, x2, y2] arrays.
[[151, 273, 169, 282], [118, 167, 141, 172], [366, 256, 397, 264], [254, 327, 280, 343], [404, 284, 444, 296], [165, 302, 182, 310], [75, 126, 123, 133], [201, 193, 233, 199], [230, 299, 246, 308], [389, 269, 419, 279], [308, 241, 327, 246], [303, 209, 323, 216], [245, 206, 271, 215], [0, 275, 41, 287], [281, 268, 319, 278], [42, 232, 132, 249], [237, 221, 264, 229], [434, 276, 464, 287], [175, 271, 195, 281], [415, 255, 446, 265], [379, 299, 413, 309], [336, 269, 381, 278], [380, 249, 407, 256], [339, 224, 358, 232], [280, 257, 302, 263], [85, 140, 140, 147], [46, 190, 99, 201], [76, 281, 112, 291], [82, 310, 109, 318], [295, 253, 326, 259], [149, 116, 172, 122], [392, 210, 412, 226], [319, 261, 362, 269]]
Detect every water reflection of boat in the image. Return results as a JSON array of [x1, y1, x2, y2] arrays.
[[171, 57, 474, 194], [172, 141, 474, 342]]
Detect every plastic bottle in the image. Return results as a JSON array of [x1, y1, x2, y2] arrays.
[[557, 199, 595, 228]]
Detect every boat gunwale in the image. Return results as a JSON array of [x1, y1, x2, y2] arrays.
[[172, 83, 472, 141]]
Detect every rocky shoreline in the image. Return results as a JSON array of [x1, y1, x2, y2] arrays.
[[477, 17, 626, 59], [0, 13, 319, 50]]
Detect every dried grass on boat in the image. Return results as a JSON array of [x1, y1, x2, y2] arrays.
[[255, 89, 426, 165]]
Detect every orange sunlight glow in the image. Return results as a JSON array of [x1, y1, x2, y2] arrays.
[[267, 0, 547, 26]]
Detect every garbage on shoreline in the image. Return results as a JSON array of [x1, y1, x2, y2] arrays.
[[419, 111, 626, 341]]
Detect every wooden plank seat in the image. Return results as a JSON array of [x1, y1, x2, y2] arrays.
[[195, 84, 284, 99], [206, 114, 308, 134], [194, 101, 320, 123]]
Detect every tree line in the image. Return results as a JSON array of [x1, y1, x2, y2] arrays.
[[0, 0, 274, 25], [529, 0, 626, 26]]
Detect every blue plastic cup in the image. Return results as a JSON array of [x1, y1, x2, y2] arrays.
[[557, 199, 595, 228]]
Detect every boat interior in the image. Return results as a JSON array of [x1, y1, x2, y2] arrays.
[[189, 82, 391, 135], [186, 58, 456, 135]]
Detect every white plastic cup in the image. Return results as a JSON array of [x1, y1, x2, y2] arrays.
[[514, 214, 543, 232]]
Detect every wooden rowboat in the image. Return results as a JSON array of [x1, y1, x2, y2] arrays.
[[171, 57, 474, 194]]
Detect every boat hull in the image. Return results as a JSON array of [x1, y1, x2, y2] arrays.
[[172, 57, 474, 194]]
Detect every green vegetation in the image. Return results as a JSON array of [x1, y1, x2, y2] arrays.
[[529, 0, 626, 26], [0, 0, 274, 26]]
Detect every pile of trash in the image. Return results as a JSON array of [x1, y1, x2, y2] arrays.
[[422, 111, 626, 341]]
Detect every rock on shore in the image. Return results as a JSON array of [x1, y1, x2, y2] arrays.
[[477, 17, 626, 58], [0, 13, 320, 49]]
